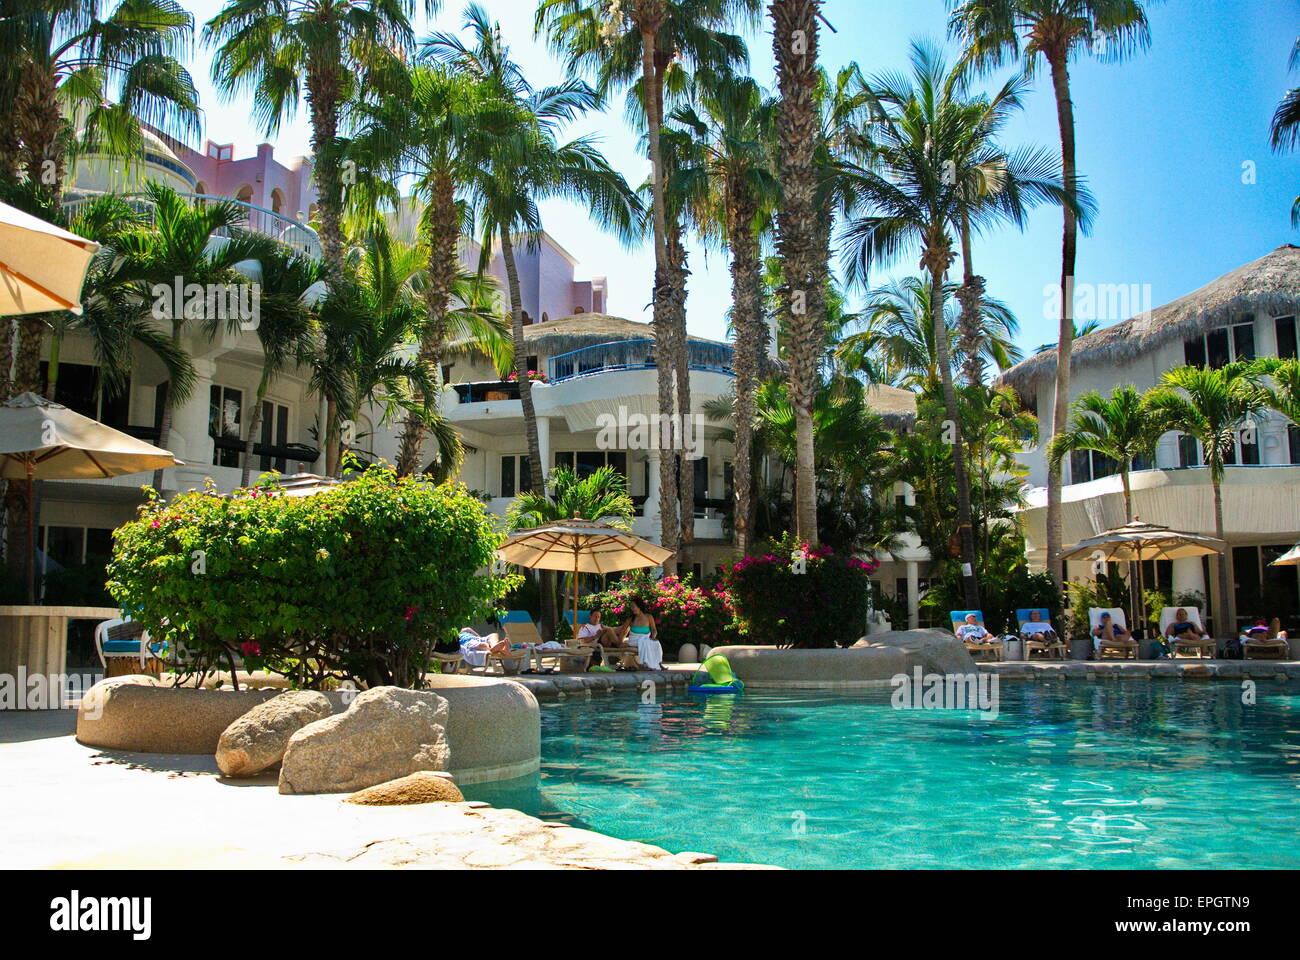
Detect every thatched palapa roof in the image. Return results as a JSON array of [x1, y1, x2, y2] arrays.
[[1000, 244, 1300, 404], [865, 384, 918, 429]]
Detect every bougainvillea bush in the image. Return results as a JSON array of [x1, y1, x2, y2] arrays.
[[721, 534, 877, 648], [106, 465, 517, 689], [584, 570, 735, 660]]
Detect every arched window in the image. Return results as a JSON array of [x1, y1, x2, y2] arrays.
[[235, 184, 254, 204], [270, 188, 284, 214]]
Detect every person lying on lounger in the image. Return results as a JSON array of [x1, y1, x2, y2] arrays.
[[1164, 609, 1204, 643], [457, 627, 511, 669], [1019, 609, 1058, 642], [956, 614, 993, 644], [1091, 613, 1133, 654]]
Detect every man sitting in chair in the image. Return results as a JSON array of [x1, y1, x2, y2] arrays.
[[1091, 612, 1132, 655], [957, 613, 992, 646], [1019, 609, 1058, 642]]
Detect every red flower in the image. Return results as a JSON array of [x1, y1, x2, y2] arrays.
[[240, 641, 261, 657]]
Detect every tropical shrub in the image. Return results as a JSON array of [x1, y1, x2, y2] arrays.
[[106, 465, 518, 689], [721, 534, 878, 648], [584, 571, 735, 659]]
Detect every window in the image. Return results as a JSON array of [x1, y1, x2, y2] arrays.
[[724, 461, 735, 500], [501, 455, 531, 497], [258, 400, 291, 472], [1184, 320, 1255, 369], [1178, 433, 1200, 467], [1290, 424, 1300, 464], [1132, 451, 1155, 472], [553, 450, 627, 479], [38, 362, 130, 428], [1276, 316, 1298, 360], [1070, 449, 1119, 484], [209, 385, 243, 468], [1239, 428, 1260, 465]]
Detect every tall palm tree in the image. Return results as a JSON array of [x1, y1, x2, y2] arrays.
[[1269, 35, 1300, 225], [1145, 362, 1265, 636], [949, 0, 1160, 589], [0, 0, 200, 398], [835, 275, 1022, 390], [1047, 385, 1163, 523], [537, 0, 757, 569], [669, 73, 775, 554], [346, 61, 504, 475], [769, 0, 824, 545], [1254, 356, 1300, 424], [112, 183, 273, 489], [431, 5, 641, 636]]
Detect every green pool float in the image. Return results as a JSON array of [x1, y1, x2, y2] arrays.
[[688, 653, 744, 695]]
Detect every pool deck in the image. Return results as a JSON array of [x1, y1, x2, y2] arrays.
[[0, 705, 775, 870]]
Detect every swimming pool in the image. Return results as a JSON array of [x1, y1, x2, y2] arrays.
[[465, 680, 1300, 869]]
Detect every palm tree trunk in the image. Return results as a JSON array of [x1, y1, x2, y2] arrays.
[[0, 318, 14, 398], [1212, 474, 1231, 638], [669, 221, 693, 563], [928, 258, 980, 610], [13, 316, 44, 394], [324, 398, 340, 477], [501, 231, 557, 639], [730, 192, 763, 555], [956, 216, 986, 387], [306, 63, 345, 276], [1045, 50, 1079, 592], [397, 177, 458, 476], [771, 0, 822, 546], [1121, 467, 1133, 524], [45, 331, 61, 399], [240, 367, 271, 488]]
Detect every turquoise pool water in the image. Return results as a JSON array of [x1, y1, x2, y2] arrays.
[[465, 680, 1300, 869]]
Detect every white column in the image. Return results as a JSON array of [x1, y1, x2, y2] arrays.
[[168, 358, 216, 472], [536, 417, 551, 488], [907, 560, 920, 630], [644, 453, 661, 521], [1171, 556, 1207, 602]]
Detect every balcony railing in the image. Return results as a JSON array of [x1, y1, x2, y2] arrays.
[[547, 339, 734, 383], [62, 192, 322, 258]]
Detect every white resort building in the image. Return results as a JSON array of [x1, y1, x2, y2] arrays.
[[1002, 244, 1300, 635]]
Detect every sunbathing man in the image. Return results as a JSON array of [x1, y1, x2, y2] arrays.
[[957, 613, 992, 645], [1019, 609, 1057, 642], [575, 610, 637, 669], [1091, 612, 1132, 656], [457, 626, 510, 670]]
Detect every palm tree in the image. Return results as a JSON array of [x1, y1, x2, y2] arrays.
[[537, 0, 757, 569], [0, 0, 200, 398], [669, 73, 775, 554], [112, 183, 274, 490], [507, 464, 635, 531], [1047, 385, 1163, 523], [226, 248, 324, 486], [1269, 35, 1300, 225], [1254, 356, 1300, 424], [431, 6, 641, 635], [1145, 362, 1266, 636], [949, 0, 1160, 589], [835, 276, 1022, 390], [346, 61, 504, 475], [769, 0, 824, 545]]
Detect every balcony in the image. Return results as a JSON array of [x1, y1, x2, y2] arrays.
[[62, 192, 321, 258], [546, 339, 734, 383]]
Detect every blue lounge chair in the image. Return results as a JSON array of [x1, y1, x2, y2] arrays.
[[950, 609, 1002, 662]]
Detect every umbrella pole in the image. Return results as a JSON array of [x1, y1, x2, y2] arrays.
[[1134, 545, 1145, 642], [572, 549, 579, 642], [25, 459, 35, 604]]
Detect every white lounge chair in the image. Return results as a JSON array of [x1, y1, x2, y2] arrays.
[[1089, 607, 1138, 660], [1158, 607, 1215, 659]]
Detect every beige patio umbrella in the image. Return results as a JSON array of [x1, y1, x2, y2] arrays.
[[1270, 544, 1300, 567], [1060, 518, 1227, 635], [496, 516, 675, 635], [0, 201, 99, 315], [0, 393, 181, 601]]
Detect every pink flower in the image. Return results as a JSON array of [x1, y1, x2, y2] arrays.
[[404, 605, 419, 623], [240, 641, 261, 657]]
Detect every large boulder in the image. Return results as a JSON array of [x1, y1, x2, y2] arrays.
[[345, 771, 465, 806], [852, 629, 976, 675], [216, 690, 333, 777], [278, 686, 450, 795]]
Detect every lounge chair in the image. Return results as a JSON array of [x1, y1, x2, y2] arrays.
[[1244, 623, 1289, 660], [501, 611, 592, 673], [1016, 607, 1066, 661], [564, 609, 637, 669], [1158, 607, 1215, 659], [94, 618, 164, 677], [950, 610, 1002, 662], [1089, 607, 1138, 660]]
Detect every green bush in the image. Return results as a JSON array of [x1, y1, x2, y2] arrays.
[[721, 534, 877, 648], [106, 465, 518, 688], [584, 571, 735, 660]]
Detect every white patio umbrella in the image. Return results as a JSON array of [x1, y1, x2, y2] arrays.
[[0, 393, 181, 601], [0, 201, 99, 315], [1060, 519, 1227, 635], [496, 516, 674, 634]]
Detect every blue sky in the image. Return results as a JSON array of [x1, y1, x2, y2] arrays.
[[181, 0, 1300, 356]]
